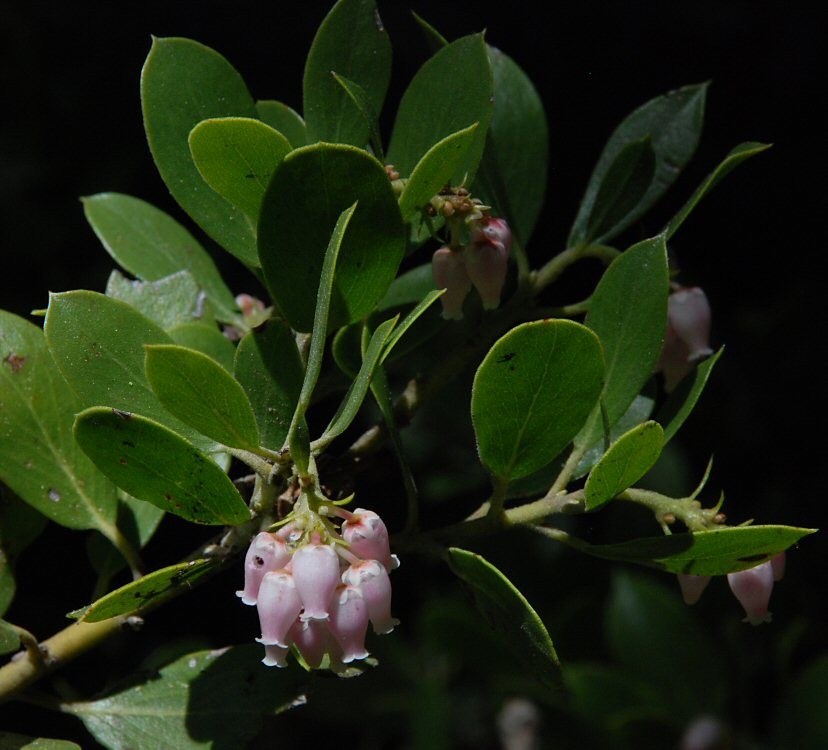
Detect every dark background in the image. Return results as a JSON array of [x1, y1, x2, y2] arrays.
[[1, 0, 825, 745]]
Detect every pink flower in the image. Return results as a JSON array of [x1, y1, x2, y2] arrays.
[[341, 508, 398, 572], [236, 532, 291, 606], [466, 217, 511, 310], [727, 561, 774, 625], [657, 286, 713, 391], [328, 584, 370, 663], [261, 643, 289, 668], [771, 551, 786, 581], [290, 618, 330, 670], [256, 569, 303, 647], [292, 542, 340, 621], [343, 559, 399, 635], [432, 246, 472, 320], [677, 574, 711, 605]]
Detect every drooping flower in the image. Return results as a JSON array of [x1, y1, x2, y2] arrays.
[[236, 532, 291, 605], [677, 573, 712, 605], [341, 508, 399, 572], [292, 541, 341, 621], [657, 286, 713, 391], [466, 217, 512, 310], [343, 559, 399, 634], [727, 560, 775, 625], [328, 584, 370, 663], [432, 246, 472, 320], [256, 570, 303, 647]]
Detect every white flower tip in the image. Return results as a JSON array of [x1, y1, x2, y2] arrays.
[[687, 346, 714, 362], [373, 617, 400, 635], [255, 636, 291, 648], [236, 591, 257, 606], [299, 612, 330, 623], [390, 554, 400, 570], [261, 646, 288, 668], [341, 649, 370, 664]]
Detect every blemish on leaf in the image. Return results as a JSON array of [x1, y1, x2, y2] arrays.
[[112, 409, 132, 420], [737, 553, 768, 563], [3, 353, 26, 373], [118, 458, 128, 465], [373, 7, 385, 31], [47, 488, 61, 503], [497, 352, 516, 364], [122, 440, 136, 447]]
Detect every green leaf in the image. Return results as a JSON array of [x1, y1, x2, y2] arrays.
[[0, 487, 48, 616], [145, 344, 260, 450], [472, 320, 605, 480], [665, 142, 771, 238], [387, 34, 493, 184], [74, 407, 249, 526], [331, 72, 384, 159], [398, 124, 478, 221], [81, 193, 237, 322], [447, 548, 559, 690], [313, 317, 397, 450], [0, 619, 20, 655], [72, 559, 217, 622], [569, 83, 708, 246], [287, 205, 356, 469], [141, 37, 258, 266], [576, 236, 669, 451], [255, 100, 307, 148], [658, 347, 723, 443], [380, 290, 444, 362], [773, 655, 828, 750], [303, 0, 391, 147], [473, 46, 549, 246], [234, 322, 304, 451], [168, 322, 236, 372], [582, 136, 656, 244], [64, 646, 306, 750], [568, 525, 816, 576], [106, 270, 208, 331], [0, 733, 81, 750], [188, 117, 291, 221], [0, 311, 120, 534], [411, 11, 448, 53], [585, 421, 664, 510], [378, 263, 435, 310], [258, 143, 405, 332], [44, 290, 214, 452], [606, 571, 727, 719]]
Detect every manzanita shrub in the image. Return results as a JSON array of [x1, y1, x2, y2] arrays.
[[0, 1, 820, 747]]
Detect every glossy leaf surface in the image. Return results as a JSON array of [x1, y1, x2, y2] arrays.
[[82, 193, 236, 321], [141, 37, 258, 265], [259, 144, 404, 332], [74, 407, 249, 526], [145, 344, 260, 450], [303, 0, 391, 147], [448, 548, 559, 690], [472, 320, 604, 480], [255, 100, 307, 148]]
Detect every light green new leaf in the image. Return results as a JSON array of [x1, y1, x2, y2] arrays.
[[258, 144, 405, 332], [576, 235, 669, 450], [387, 34, 493, 184], [313, 317, 397, 450], [472, 320, 604, 480], [473, 46, 549, 246], [0, 733, 81, 750], [141, 37, 258, 266], [665, 142, 771, 238], [448, 548, 559, 690], [106, 270, 207, 331], [234, 322, 304, 451], [0, 487, 48, 615], [82, 193, 237, 322], [569, 83, 708, 246], [582, 135, 656, 244], [72, 559, 217, 622], [189, 117, 291, 221], [64, 646, 306, 750], [558, 525, 816, 576], [74, 407, 249, 526], [303, 0, 392, 147], [255, 100, 307, 148], [585, 421, 664, 510], [380, 289, 444, 362], [659, 347, 723, 443], [44, 291, 215, 453], [0, 619, 19, 655], [398, 124, 478, 221], [145, 344, 260, 450], [0, 311, 119, 534], [168, 322, 236, 372]]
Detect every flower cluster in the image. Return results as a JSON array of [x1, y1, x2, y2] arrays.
[[237, 507, 399, 670], [677, 552, 785, 625], [657, 286, 714, 391], [432, 217, 512, 319]]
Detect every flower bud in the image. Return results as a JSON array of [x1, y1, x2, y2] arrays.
[[464, 238, 510, 310], [343, 559, 399, 635], [432, 246, 472, 320], [292, 542, 341, 621], [236, 532, 292, 605], [727, 561, 774, 625], [471, 217, 513, 254], [328, 584, 370, 663], [342, 508, 398, 571], [677, 574, 711, 605], [261, 643, 289, 668], [289, 619, 330, 669], [657, 287, 713, 391], [256, 570, 303, 647]]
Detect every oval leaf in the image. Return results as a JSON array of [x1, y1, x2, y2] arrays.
[[74, 407, 249, 526], [448, 548, 559, 690], [255, 100, 307, 148], [258, 143, 405, 332], [145, 344, 260, 450], [141, 37, 258, 266], [585, 421, 664, 510], [189, 117, 291, 221], [303, 0, 391, 147], [472, 320, 604, 480], [73, 559, 217, 622], [569, 83, 708, 245], [82, 193, 236, 321], [169, 322, 236, 372], [387, 34, 493, 183]]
